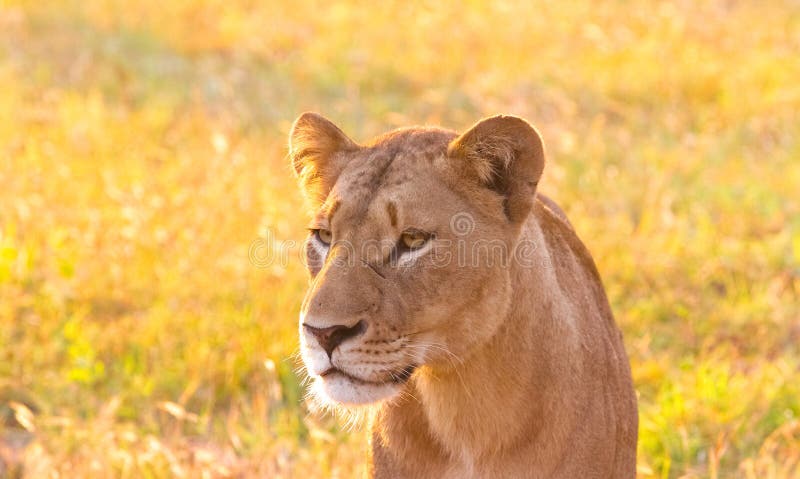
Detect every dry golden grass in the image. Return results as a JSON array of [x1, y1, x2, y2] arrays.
[[1, 0, 799, 477]]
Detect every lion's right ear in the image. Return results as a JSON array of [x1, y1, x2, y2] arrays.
[[289, 112, 359, 205]]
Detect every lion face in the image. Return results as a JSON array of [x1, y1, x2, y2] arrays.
[[290, 113, 544, 406]]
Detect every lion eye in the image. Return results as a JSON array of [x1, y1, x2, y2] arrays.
[[315, 229, 332, 245], [400, 231, 429, 250]]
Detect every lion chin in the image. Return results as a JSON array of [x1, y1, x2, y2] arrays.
[[312, 371, 405, 407]]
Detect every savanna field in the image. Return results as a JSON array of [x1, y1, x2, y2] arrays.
[[1, 1, 799, 477]]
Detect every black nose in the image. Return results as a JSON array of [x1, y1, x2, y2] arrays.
[[303, 320, 366, 358]]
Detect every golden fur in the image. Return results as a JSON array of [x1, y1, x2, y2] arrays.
[[290, 112, 638, 478]]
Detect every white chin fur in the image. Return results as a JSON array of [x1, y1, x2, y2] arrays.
[[313, 373, 403, 406]]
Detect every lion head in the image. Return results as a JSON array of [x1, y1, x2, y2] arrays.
[[290, 112, 545, 406]]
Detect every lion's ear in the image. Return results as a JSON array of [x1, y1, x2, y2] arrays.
[[289, 112, 359, 205], [447, 115, 545, 225]]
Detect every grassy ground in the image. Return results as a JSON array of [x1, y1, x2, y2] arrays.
[[1, 0, 799, 477]]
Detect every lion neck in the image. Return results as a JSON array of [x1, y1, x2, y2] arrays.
[[405, 208, 584, 467]]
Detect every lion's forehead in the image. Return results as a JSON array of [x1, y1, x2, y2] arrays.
[[344, 130, 451, 186], [332, 129, 455, 222]]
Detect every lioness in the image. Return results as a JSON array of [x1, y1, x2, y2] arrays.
[[290, 112, 637, 478]]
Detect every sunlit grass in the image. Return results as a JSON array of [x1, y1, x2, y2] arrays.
[[1, 1, 799, 477]]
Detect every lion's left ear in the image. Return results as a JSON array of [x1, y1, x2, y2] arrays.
[[447, 115, 545, 225]]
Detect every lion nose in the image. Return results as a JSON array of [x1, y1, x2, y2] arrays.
[[303, 320, 367, 358]]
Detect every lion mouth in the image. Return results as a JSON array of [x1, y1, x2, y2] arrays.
[[320, 365, 416, 385]]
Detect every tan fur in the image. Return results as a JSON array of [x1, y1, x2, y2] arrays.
[[289, 113, 638, 478]]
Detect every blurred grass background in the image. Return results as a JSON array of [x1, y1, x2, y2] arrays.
[[1, 0, 799, 477]]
